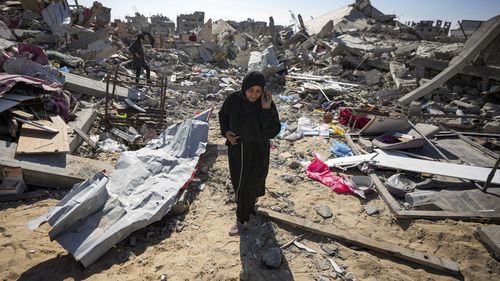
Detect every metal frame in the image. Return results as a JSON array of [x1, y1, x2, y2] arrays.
[[103, 64, 168, 130]]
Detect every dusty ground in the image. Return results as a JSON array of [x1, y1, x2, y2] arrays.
[[1, 116, 499, 281]]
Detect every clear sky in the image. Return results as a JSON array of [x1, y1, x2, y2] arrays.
[[79, 0, 500, 26]]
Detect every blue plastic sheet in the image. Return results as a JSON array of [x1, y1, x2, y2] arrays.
[[331, 140, 353, 157]]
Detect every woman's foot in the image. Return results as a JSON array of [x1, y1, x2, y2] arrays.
[[229, 220, 245, 236]]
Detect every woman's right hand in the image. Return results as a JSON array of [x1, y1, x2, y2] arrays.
[[225, 131, 239, 145]]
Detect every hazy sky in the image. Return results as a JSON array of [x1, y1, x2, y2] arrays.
[[79, 0, 499, 26]]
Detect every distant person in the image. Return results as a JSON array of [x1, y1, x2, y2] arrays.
[[218, 71, 281, 236], [128, 33, 150, 84]]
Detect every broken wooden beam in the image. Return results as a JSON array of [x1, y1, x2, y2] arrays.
[[73, 127, 97, 149], [68, 105, 97, 153], [257, 208, 460, 274]]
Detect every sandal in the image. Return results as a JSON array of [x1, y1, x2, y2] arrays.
[[228, 220, 245, 236]]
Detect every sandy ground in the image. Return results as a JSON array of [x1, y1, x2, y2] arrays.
[[1, 117, 499, 281]]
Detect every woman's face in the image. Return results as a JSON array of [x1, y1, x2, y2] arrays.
[[245, 85, 263, 102]]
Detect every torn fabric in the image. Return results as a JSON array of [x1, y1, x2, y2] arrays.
[[306, 156, 358, 196]]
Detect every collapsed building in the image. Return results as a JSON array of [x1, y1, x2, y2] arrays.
[[0, 0, 499, 280], [176, 11, 205, 34]]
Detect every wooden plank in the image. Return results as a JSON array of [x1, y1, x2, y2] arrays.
[[74, 127, 97, 149], [68, 106, 97, 153], [9, 109, 34, 120], [257, 208, 460, 274], [452, 130, 499, 159], [16, 116, 69, 155], [328, 151, 500, 184], [370, 172, 404, 212]]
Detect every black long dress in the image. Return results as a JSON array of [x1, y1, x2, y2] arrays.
[[218, 91, 281, 223]]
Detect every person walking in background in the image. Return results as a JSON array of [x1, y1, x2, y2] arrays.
[[128, 33, 151, 84], [218, 71, 281, 236]]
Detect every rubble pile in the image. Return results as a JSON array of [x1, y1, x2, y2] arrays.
[[0, 0, 500, 279]]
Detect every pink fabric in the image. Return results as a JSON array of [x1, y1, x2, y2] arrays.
[[18, 44, 50, 65], [0, 74, 62, 96], [306, 156, 356, 195], [339, 108, 370, 129]]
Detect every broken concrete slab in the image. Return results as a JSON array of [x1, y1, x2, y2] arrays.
[[484, 120, 500, 134], [0, 140, 113, 188], [476, 225, 500, 261], [305, 5, 353, 35], [64, 72, 130, 100], [365, 69, 381, 86], [67, 28, 110, 51], [390, 61, 416, 90], [399, 15, 500, 105], [364, 203, 380, 216], [409, 56, 500, 81], [394, 43, 419, 58]]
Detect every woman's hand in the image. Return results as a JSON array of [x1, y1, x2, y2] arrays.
[[225, 131, 239, 145], [261, 90, 272, 109]]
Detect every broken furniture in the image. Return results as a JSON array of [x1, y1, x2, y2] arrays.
[[102, 65, 169, 130], [16, 115, 69, 154]]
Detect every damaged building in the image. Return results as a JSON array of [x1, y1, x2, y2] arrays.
[[0, 0, 499, 280], [176, 11, 205, 34]]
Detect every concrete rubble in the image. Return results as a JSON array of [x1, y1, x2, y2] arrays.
[[0, 0, 499, 279]]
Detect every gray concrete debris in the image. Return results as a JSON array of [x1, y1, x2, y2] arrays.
[[317, 259, 332, 271], [365, 69, 381, 86], [476, 225, 500, 261], [316, 275, 331, 281], [315, 205, 333, 218], [364, 203, 380, 216], [345, 272, 357, 281], [321, 243, 339, 256], [482, 103, 500, 117], [484, 120, 500, 134]]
